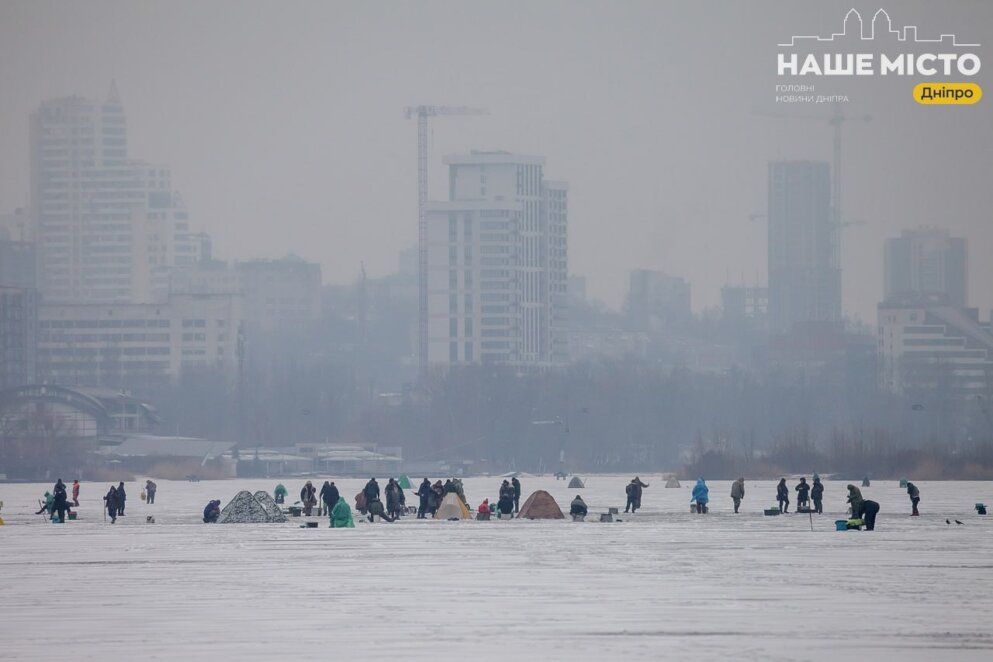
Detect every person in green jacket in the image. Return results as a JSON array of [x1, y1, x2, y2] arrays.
[[35, 491, 54, 516], [274, 483, 288, 504], [330, 496, 355, 528]]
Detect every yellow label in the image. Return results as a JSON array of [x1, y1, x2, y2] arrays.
[[914, 82, 982, 105]]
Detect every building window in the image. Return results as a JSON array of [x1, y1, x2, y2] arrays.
[[464, 294, 473, 313], [465, 318, 473, 337], [449, 293, 458, 314], [465, 342, 474, 362], [450, 342, 458, 362], [450, 318, 458, 338]]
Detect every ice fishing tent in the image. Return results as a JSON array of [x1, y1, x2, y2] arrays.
[[253, 491, 288, 523], [434, 492, 471, 520], [568, 476, 585, 489], [517, 490, 565, 519], [398, 475, 413, 489], [218, 491, 271, 523], [665, 476, 681, 488]]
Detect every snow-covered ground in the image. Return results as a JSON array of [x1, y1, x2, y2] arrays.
[[2, 475, 991, 661]]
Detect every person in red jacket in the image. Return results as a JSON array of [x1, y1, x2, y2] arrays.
[[71, 480, 80, 507], [478, 499, 490, 515]]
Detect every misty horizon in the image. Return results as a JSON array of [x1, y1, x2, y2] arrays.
[[2, 0, 991, 322]]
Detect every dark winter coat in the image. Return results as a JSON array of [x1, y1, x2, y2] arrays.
[[511, 477, 521, 498], [795, 481, 810, 501], [105, 487, 118, 512], [777, 481, 789, 502], [811, 481, 824, 500], [363, 479, 380, 502], [730, 479, 745, 499], [324, 483, 340, 506], [117, 483, 127, 503], [570, 497, 588, 516], [907, 483, 920, 499], [300, 483, 317, 504]]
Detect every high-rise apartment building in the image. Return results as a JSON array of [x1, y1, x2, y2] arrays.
[[425, 151, 568, 366], [767, 161, 840, 333], [885, 228, 967, 306], [30, 82, 202, 304]]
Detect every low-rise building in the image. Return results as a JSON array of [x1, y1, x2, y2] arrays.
[[37, 292, 244, 388], [879, 293, 993, 399]]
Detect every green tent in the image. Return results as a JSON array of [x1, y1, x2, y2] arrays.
[[398, 475, 412, 489]]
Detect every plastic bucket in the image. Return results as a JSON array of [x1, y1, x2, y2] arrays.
[[835, 520, 848, 531]]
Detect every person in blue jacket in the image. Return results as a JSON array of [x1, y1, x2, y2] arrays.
[[203, 499, 221, 523], [691, 478, 709, 514]]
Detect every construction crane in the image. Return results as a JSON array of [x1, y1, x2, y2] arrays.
[[756, 103, 871, 260], [404, 105, 488, 372]]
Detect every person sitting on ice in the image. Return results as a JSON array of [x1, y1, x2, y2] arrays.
[[367, 496, 395, 523], [330, 496, 355, 528], [569, 495, 588, 518], [35, 491, 54, 516], [202, 500, 221, 523], [478, 499, 490, 515], [273, 483, 288, 504]]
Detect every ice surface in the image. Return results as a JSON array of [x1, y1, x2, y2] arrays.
[[2, 476, 992, 660]]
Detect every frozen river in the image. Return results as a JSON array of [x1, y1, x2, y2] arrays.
[[2, 475, 992, 660]]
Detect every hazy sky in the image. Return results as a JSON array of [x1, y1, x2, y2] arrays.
[[1, 0, 990, 322]]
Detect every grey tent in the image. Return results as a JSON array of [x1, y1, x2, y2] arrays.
[[568, 476, 585, 489], [665, 476, 681, 488]]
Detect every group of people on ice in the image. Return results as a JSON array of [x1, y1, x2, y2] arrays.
[[35, 478, 79, 523], [774, 476, 824, 513]]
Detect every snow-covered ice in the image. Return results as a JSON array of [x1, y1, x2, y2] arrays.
[[2, 475, 992, 660]]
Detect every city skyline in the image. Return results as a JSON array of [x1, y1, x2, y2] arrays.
[[1, 1, 991, 324]]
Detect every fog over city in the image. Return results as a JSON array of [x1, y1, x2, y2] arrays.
[[6, 4, 993, 660], [1, 0, 993, 481], [2, 0, 990, 319]]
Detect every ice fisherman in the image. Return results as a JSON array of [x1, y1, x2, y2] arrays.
[[416, 478, 432, 519], [906, 482, 921, 516], [363, 477, 381, 504], [730, 477, 745, 513], [273, 483, 288, 504], [300, 481, 317, 516], [104, 485, 118, 524], [116, 482, 127, 516], [511, 476, 522, 513], [145, 480, 157, 505], [367, 497, 395, 523], [203, 499, 221, 523], [624, 476, 649, 513], [72, 479, 80, 507], [861, 499, 880, 530], [846, 484, 864, 519], [776, 478, 790, 513], [320, 481, 340, 517], [385, 478, 405, 519], [35, 491, 54, 516], [795, 477, 810, 511], [811, 475, 824, 514], [569, 495, 588, 518], [498, 480, 515, 516], [691, 478, 709, 514], [478, 498, 491, 515], [52, 484, 70, 523], [330, 496, 354, 528]]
